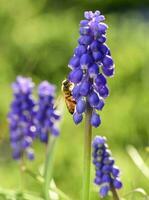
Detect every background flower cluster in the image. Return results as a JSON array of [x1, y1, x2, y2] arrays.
[[8, 76, 60, 160], [92, 136, 122, 197]]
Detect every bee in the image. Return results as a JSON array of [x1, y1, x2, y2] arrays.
[[62, 79, 76, 114]]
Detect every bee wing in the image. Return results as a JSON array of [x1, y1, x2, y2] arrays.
[[54, 94, 65, 115]]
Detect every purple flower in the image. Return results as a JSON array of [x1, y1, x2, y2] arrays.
[[92, 136, 122, 198], [68, 11, 115, 127], [76, 98, 86, 114], [36, 81, 60, 143], [73, 112, 83, 124], [91, 112, 101, 127], [100, 185, 110, 198], [8, 76, 37, 160]]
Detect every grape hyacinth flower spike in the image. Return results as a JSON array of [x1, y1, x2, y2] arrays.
[[68, 10, 115, 128], [8, 76, 36, 160], [36, 81, 61, 200], [36, 81, 60, 143], [67, 10, 115, 200], [92, 136, 122, 199]]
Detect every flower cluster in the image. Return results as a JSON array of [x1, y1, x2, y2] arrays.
[[8, 76, 36, 160], [92, 136, 122, 197], [36, 81, 60, 143], [8, 77, 61, 159], [68, 11, 115, 127]]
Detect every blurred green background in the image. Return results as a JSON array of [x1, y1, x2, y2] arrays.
[[0, 0, 149, 199]]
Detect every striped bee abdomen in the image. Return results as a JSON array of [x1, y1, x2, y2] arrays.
[[62, 79, 76, 115]]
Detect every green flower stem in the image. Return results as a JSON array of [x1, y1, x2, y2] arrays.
[[110, 183, 121, 200], [19, 157, 25, 191], [24, 168, 72, 200], [82, 104, 92, 200], [23, 167, 44, 183], [44, 135, 57, 200]]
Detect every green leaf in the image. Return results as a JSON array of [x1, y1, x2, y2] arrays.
[[38, 164, 45, 177], [49, 180, 72, 200], [127, 145, 149, 180], [44, 135, 57, 200], [0, 188, 16, 199], [133, 188, 147, 196], [23, 192, 44, 200], [124, 188, 149, 199], [0, 188, 44, 200]]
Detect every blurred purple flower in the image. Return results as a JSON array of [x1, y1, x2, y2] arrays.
[[8, 76, 37, 160], [68, 11, 115, 127], [36, 81, 60, 143], [92, 136, 122, 198]]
